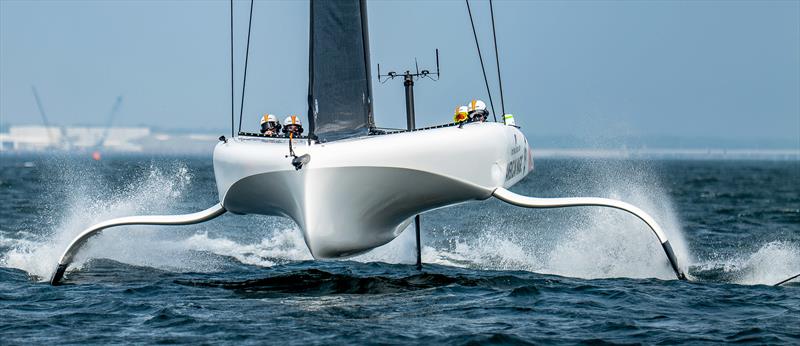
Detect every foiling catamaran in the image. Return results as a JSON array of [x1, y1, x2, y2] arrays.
[[50, 0, 694, 285]]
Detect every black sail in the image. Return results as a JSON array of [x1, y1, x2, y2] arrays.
[[307, 0, 374, 142]]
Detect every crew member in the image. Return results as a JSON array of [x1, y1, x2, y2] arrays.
[[453, 105, 470, 124], [283, 115, 304, 137], [467, 99, 489, 122], [260, 114, 281, 136]]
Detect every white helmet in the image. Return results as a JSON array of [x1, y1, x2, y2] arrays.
[[260, 114, 281, 134], [283, 115, 304, 135], [260, 114, 279, 125], [468, 99, 487, 112], [283, 115, 302, 127]]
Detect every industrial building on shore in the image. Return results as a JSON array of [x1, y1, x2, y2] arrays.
[[0, 125, 218, 154]]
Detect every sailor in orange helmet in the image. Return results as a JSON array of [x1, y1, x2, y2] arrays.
[[453, 105, 470, 124]]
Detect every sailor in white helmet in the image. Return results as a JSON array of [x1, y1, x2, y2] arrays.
[[282, 115, 304, 138], [467, 99, 489, 122], [259, 114, 281, 136]]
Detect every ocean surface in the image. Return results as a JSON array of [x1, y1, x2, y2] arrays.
[[1, 154, 798, 344]]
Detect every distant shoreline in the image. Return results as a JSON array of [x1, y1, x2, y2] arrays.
[[533, 148, 799, 160], [2, 147, 798, 161]]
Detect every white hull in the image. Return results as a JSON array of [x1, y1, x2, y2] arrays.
[[52, 122, 694, 284], [213, 122, 533, 258]]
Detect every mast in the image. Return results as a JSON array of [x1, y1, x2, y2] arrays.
[[377, 52, 441, 271], [307, 0, 374, 142]]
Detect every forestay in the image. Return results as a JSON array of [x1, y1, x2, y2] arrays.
[[307, 0, 374, 142]]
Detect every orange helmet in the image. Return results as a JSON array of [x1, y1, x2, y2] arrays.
[[453, 106, 470, 123]]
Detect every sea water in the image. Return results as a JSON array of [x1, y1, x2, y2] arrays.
[[1, 154, 798, 344]]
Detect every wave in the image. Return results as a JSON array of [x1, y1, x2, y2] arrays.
[[691, 241, 800, 285], [1, 163, 193, 280], [1, 159, 795, 286]]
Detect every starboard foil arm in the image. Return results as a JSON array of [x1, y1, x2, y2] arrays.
[[50, 203, 227, 285], [774, 273, 800, 286], [492, 187, 687, 281]]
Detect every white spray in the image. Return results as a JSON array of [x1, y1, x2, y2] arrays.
[[2, 159, 796, 286]]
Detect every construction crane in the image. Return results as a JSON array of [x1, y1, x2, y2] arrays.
[[31, 86, 69, 149], [91, 96, 124, 160]]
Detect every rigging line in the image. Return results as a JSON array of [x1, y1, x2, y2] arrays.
[[237, 0, 254, 134], [465, 0, 497, 122], [230, 0, 234, 137], [489, 0, 505, 117]]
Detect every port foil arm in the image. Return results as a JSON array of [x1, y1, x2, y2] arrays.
[[50, 203, 227, 285]]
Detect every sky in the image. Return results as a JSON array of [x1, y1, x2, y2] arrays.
[[1, 0, 798, 148]]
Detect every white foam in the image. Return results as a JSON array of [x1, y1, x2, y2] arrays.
[[734, 241, 800, 285], [401, 160, 693, 280], [1, 163, 194, 279], [539, 162, 692, 279], [180, 229, 312, 266], [352, 222, 418, 264]]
